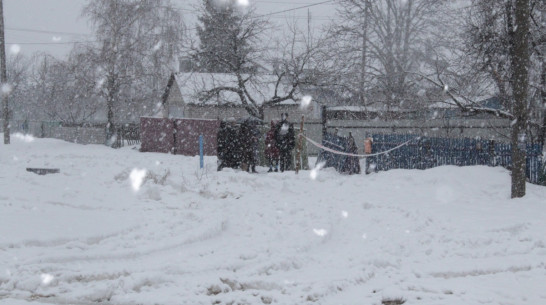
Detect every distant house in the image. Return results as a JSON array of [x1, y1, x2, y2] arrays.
[[326, 97, 506, 121], [160, 72, 322, 122], [323, 97, 511, 141]]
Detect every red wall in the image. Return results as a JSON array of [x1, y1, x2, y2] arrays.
[[140, 117, 174, 154], [173, 119, 219, 156], [140, 117, 219, 156]]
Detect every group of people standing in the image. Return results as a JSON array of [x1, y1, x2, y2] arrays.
[[217, 113, 296, 173]]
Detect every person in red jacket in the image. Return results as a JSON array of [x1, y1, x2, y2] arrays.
[[265, 120, 280, 172]]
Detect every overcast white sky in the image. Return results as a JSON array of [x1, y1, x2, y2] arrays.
[[4, 0, 337, 59]]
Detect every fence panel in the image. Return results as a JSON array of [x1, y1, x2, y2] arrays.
[[368, 134, 543, 184]]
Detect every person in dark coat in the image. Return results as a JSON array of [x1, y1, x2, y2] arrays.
[[341, 132, 361, 174], [250, 122, 261, 173], [217, 120, 241, 170], [239, 120, 258, 173], [265, 120, 280, 172], [274, 113, 296, 172], [216, 121, 229, 171]]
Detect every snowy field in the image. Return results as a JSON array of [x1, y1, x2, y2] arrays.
[[1, 133, 545, 305]]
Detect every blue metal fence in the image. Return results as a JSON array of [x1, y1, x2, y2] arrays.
[[367, 134, 544, 184]]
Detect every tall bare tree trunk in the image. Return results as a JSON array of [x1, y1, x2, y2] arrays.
[[359, 0, 370, 105], [106, 74, 117, 145], [538, 58, 546, 146], [0, 0, 9, 144], [510, 0, 530, 198]]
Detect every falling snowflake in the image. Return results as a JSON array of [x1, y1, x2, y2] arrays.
[[96, 78, 106, 89], [153, 41, 163, 51], [41, 273, 54, 285], [341, 210, 349, 218], [52, 36, 62, 42], [313, 228, 328, 237], [130, 168, 147, 191], [2, 83, 12, 94], [310, 162, 325, 180], [300, 95, 312, 110], [10, 44, 21, 54], [237, 0, 249, 6]]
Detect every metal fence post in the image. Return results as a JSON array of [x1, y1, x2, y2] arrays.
[[199, 135, 204, 169]]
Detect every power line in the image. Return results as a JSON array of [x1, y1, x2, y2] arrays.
[[185, 0, 336, 31], [7, 0, 337, 45], [5, 27, 90, 36], [257, 0, 335, 17], [6, 40, 94, 45]]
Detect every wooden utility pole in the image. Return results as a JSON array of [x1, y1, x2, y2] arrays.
[[510, 0, 530, 198], [0, 0, 9, 144], [295, 116, 305, 174]]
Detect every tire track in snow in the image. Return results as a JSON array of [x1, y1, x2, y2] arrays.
[[14, 219, 228, 265]]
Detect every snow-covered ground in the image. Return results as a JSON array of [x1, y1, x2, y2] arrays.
[[1, 133, 545, 305]]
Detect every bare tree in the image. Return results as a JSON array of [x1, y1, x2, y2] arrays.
[[411, 0, 540, 197], [0, 0, 8, 143], [22, 52, 101, 125], [511, 0, 531, 198], [82, 0, 184, 143], [329, 0, 449, 112], [191, 2, 323, 119], [6, 53, 32, 122]]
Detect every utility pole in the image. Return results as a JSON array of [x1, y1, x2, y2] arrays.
[[510, 0, 530, 198], [0, 0, 9, 144]]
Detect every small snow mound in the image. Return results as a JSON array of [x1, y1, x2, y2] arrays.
[[434, 184, 456, 204], [14, 133, 35, 143]]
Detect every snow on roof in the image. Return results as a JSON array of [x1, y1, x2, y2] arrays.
[[175, 72, 299, 105], [328, 105, 417, 112], [428, 96, 500, 109]]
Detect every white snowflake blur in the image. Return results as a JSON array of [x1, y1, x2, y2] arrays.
[[41, 273, 54, 285], [310, 161, 326, 180], [9, 44, 21, 55], [130, 168, 147, 191], [300, 95, 312, 110], [313, 228, 328, 237], [2, 83, 12, 95], [153, 41, 163, 51]]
